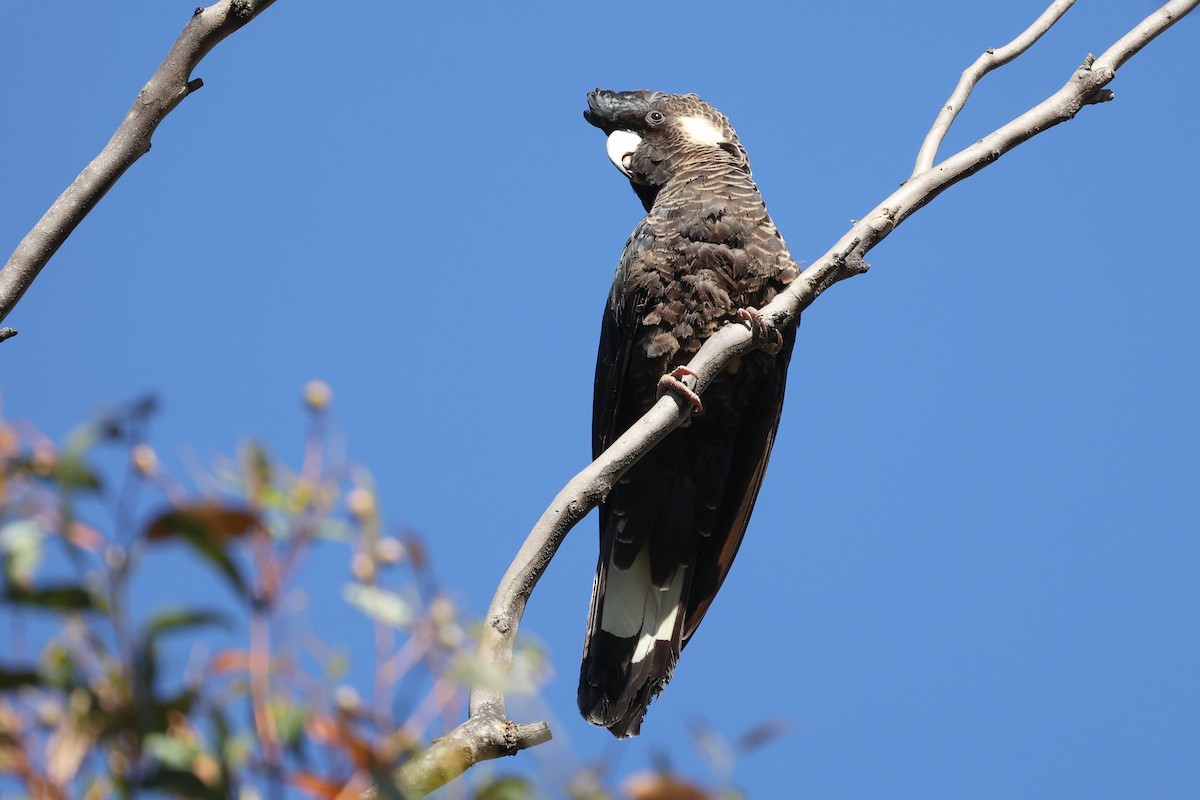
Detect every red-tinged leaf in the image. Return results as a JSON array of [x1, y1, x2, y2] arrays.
[[305, 713, 340, 745], [66, 521, 103, 552], [144, 505, 256, 598], [348, 781, 381, 800], [623, 773, 717, 800], [144, 505, 258, 542], [47, 722, 95, 785], [305, 714, 375, 771], [404, 535, 428, 571], [209, 649, 249, 675], [290, 770, 346, 800], [342, 731, 377, 772]]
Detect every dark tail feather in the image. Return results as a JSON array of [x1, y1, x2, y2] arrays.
[[578, 547, 688, 738]]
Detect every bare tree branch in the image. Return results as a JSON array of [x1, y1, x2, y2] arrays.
[[362, 718, 551, 799], [912, 0, 1077, 177], [373, 0, 1199, 795], [0, 0, 278, 331]]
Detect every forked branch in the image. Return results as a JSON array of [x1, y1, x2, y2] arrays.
[[912, 0, 1077, 176]]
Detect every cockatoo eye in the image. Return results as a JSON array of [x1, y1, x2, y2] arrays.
[[646, 110, 666, 125]]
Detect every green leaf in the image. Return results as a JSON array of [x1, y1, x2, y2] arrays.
[[39, 644, 78, 687], [158, 688, 198, 718], [474, 776, 535, 800], [145, 732, 197, 770], [140, 609, 233, 643], [145, 505, 258, 542], [179, 528, 248, 598], [144, 508, 253, 599], [343, 584, 413, 628], [139, 766, 222, 800], [222, 732, 253, 773], [53, 455, 102, 492], [0, 520, 46, 588], [132, 638, 160, 736], [0, 667, 43, 690], [3, 583, 98, 612], [242, 443, 273, 504], [130, 685, 201, 742], [209, 706, 239, 770], [270, 698, 309, 753]]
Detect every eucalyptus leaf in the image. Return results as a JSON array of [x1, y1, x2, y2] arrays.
[[3, 583, 99, 612], [139, 766, 222, 800], [0, 667, 43, 690], [474, 776, 536, 800], [145, 732, 198, 770], [0, 519, 45, 588], [343, 584, 413, 629], [140, 609, 233, 643]]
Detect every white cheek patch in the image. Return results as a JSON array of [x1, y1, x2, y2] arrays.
[[605, 129, 642, 178], [679, 115, 726, 146]]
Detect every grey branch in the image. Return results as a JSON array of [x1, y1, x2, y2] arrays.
[[0, 0, 278, 331], [361, 718, 551, 799], [374, 0, 1199, 795], [912, 0, 1077, 177]]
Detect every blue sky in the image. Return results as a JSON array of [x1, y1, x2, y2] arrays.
[[2, 2, 1198, 797]]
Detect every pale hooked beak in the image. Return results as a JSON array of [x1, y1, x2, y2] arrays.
[[605, 129, 642, 179]]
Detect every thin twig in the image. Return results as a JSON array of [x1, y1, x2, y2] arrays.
[[249, 607, 283, 800], [0, 0, 278, 332], [912, 0, 1076, 177], [367, 1, 1199, 796]]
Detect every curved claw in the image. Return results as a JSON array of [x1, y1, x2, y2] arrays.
[[737, 307, 783, 355], [657, 366, 703, 414]]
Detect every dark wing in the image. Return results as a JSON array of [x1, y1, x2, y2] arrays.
[[580, 214, 797, 736], [682, 327, 795, 640], [580, 217, 682, 738], [592, 220, 654, 459]]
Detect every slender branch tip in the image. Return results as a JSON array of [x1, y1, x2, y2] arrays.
[[0, 0, 280, 325]]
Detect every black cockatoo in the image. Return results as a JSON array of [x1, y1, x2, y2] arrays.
[[579, 90, 800, 737]]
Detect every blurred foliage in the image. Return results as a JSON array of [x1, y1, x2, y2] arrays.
[[0, 383, 777, 799]]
